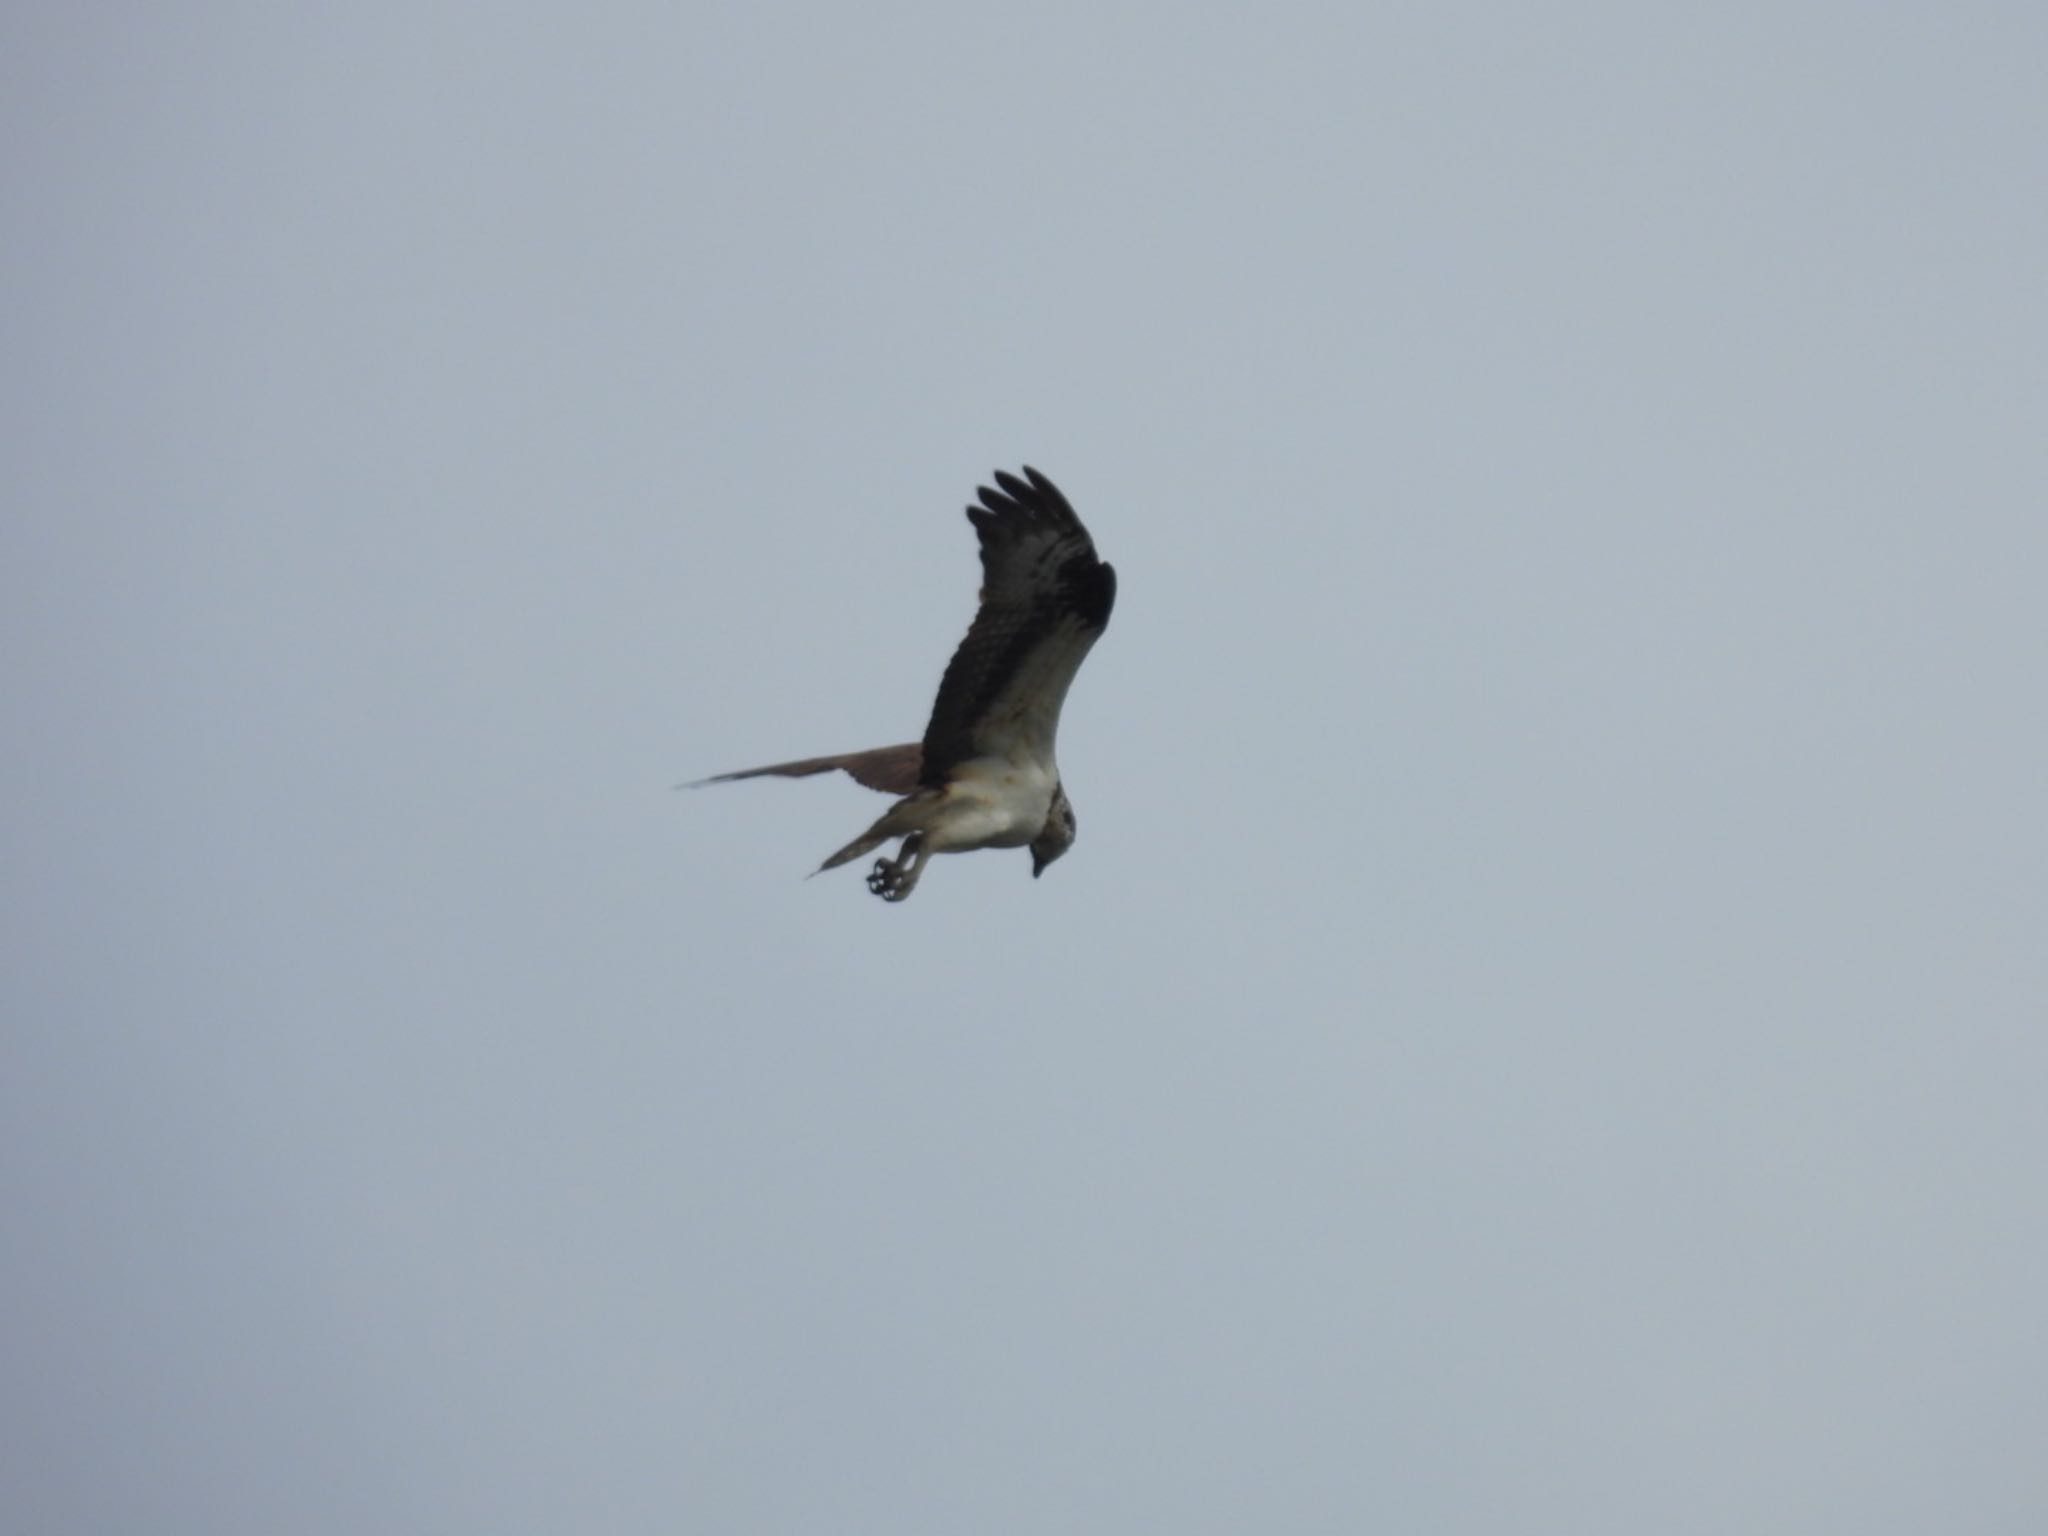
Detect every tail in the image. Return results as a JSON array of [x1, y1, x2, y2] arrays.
[[811, 792, 938, 875], [813, 826, 894, 875]]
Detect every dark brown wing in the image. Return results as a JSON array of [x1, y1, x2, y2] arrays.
[[918, 467, 1116, 787], [684, 742, 923, 796]]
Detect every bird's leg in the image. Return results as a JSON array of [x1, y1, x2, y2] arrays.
[[867, 831, 929, 902]]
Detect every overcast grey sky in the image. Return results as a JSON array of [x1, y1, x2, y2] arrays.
[[6, 4, 2046, 1532]]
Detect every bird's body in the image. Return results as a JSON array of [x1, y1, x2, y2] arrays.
[[689, 466, 1114, 902]]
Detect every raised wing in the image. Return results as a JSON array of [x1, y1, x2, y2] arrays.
[[919, 467, 1116, 786], [685, 742, 923, 796]]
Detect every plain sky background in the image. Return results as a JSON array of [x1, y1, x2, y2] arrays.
[[6, 4, 2045, 1532]]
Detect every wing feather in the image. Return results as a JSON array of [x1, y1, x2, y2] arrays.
[[684, 742, 923, 796], [919, 467, 1116, 786]]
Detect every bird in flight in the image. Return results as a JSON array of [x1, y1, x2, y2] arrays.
[[688, 466, 1116, 902]]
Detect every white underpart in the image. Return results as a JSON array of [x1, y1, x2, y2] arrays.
[[918, 753, 1058, 854]]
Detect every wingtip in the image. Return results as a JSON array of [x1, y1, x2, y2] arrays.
[[976, 464, 1075, 529]]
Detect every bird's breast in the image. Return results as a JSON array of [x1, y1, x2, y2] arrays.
[[927, 758, 1057, 852]]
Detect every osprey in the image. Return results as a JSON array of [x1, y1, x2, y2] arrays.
[[690, 466, 1116, 902]]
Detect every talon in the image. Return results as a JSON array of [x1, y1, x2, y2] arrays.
[[862, 842, 922, 902]]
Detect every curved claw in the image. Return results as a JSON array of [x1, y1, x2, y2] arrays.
[[864, 834, 925, 902]]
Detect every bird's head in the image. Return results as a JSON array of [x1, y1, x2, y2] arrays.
[[1030, 784, 1077, 878]]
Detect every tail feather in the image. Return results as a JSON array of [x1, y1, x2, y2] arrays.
[[815, 827, 893, 874], [813, 791, 939, 874]]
